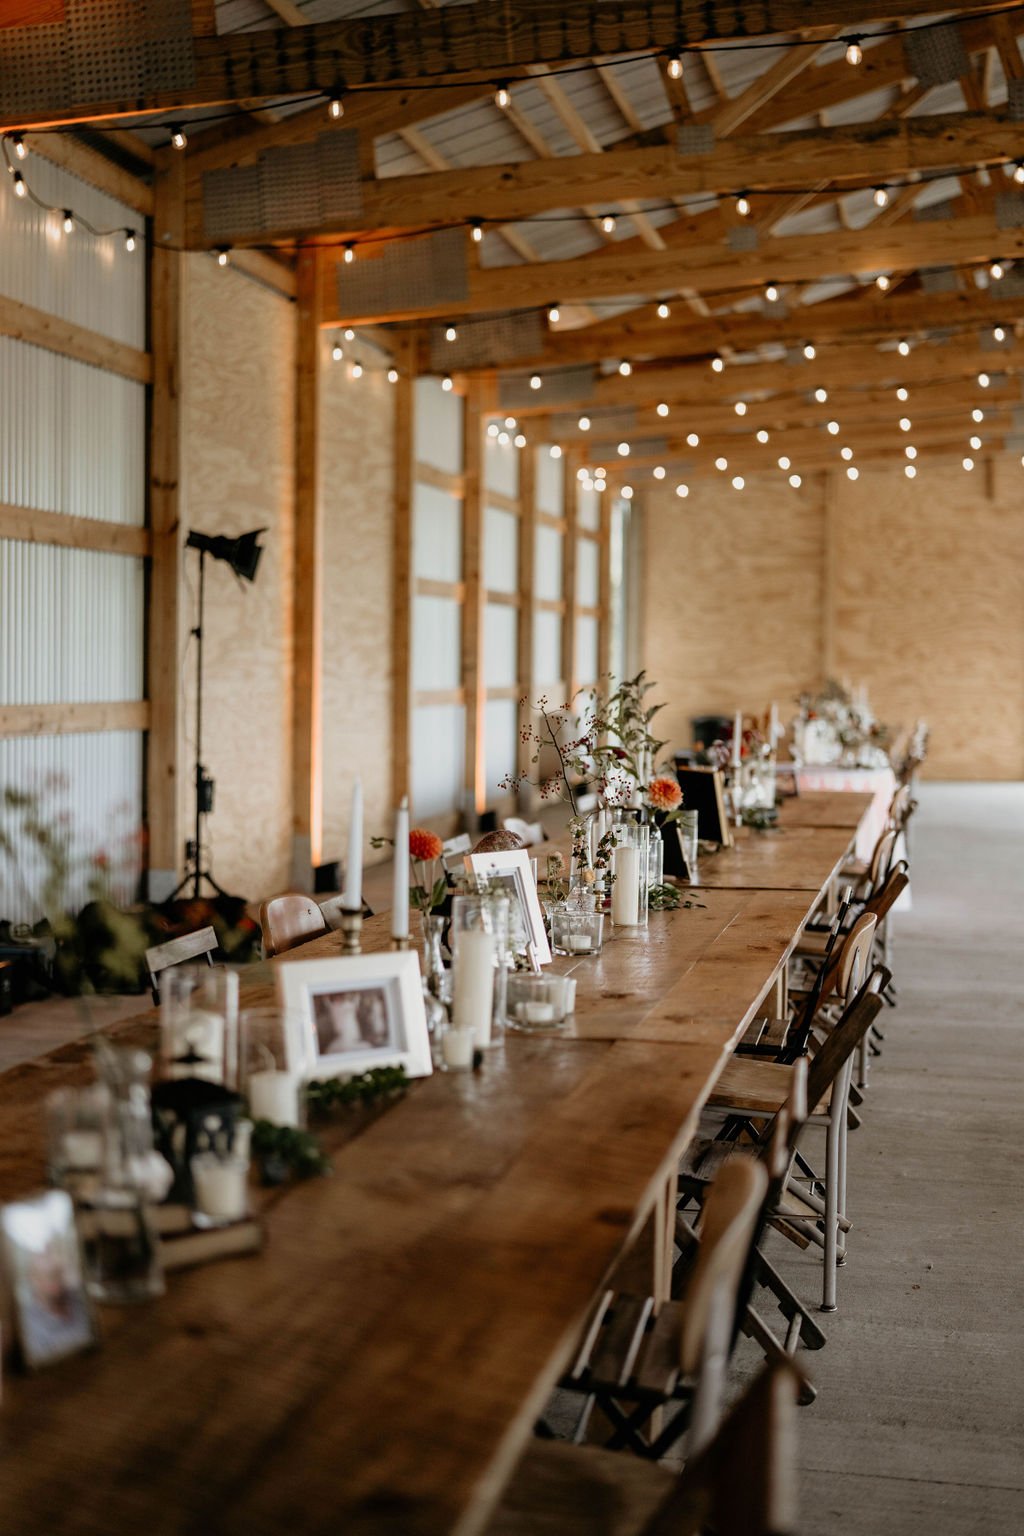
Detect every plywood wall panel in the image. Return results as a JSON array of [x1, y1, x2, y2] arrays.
[[830, 467, 1024, 780], [182, 257, 296, 900], [640, 466, 1024, 779], [642, 477, 825, 756], [319, 354, 395, 870]]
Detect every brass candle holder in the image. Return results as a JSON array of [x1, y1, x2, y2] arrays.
[[390, 935, 411, 951], [339, 908, 363, 955]]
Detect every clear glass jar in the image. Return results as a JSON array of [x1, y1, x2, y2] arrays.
[[159, 965, 239, 1086], [240, 1007, 304, 1129], [507, 972, 570, 1031], [610, 811, 650, 928], [549, 904, 605, 956], [648, 824, 665, 890], [450, 892, 510, 1049]]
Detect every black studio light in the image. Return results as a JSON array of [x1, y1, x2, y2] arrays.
[[172, 528, 266, 900]]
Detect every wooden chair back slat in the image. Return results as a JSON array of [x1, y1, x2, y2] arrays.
[[259, 895, 327, 959], [832, 912, 878, 1005], [145, 926, 217, 1004], [863, 866, 910, 926], [804, 983, 884, 1117], [642, 1362, 800, 1536], [680, 1157, 768, 1450]]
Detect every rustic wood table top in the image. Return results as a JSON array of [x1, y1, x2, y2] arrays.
[[689, 821, 856, 891], [773, 790, 874, 830], [0, 795, 866, 1536]]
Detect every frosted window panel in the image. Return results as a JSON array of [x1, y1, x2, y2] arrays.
[[578, 483, 600, 531], [412, 705, 465, 819], [485, 699, 519, 801], [533, 609, 562, 685], [414, 377, 463, 473], [534, 524, 563, 601], [413, 482, 462, 582], [535, 447, 563, 516], [0, 543, 144, 705], [576, 615, 599, 686], [413, 596, 461, 690], [484, 603, 518, 689], [0, 730, 143, 924], [484, 505, 518, 592], [576, 537, 600, 608], [484, 435, 519, 498]]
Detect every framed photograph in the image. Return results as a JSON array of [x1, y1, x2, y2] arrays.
[[276, 952, 433, 1082], [1, 1189, 97, 1371], [465, 847, 552, 968]]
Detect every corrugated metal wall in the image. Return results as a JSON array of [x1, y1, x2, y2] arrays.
[[0, 156, 146, 926]]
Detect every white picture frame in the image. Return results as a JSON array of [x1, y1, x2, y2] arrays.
[[466, 847, 552, 968], [0, 1189, 98, 1371], [276, 952, 433, 1083]]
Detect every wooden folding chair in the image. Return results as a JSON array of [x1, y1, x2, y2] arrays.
[[488, 1361, 799, 1536], [699, 980, 885, 1311], [259, 894, 327, 959], [144, 925, 217, 1007], [539, 1158, 767, 1461]]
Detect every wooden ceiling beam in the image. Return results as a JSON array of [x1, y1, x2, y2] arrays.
[[492, 335, 1022, 414], [5, 1, 1016, 129], [324, 212, 1024, 323], [190, 110, 1024, 248]]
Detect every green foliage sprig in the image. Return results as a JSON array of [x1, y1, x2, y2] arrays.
[[251, 1121, 331, 1183], [306, 1065, 409, 1113], [648, 883, 706, 911]]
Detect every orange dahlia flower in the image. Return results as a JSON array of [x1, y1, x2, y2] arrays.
[[647, 775, 682, 812], [409, 828, 444, 862]]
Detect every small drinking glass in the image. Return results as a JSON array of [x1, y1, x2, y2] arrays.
[[77, 1188, 165, 1304], [677, 809, 700, 879], [506, 972, 569, 1032]]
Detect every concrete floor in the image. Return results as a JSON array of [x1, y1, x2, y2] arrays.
[[761, 783, 1024, 1534]]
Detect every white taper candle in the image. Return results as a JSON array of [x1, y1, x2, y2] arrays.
[[342, 779, 363, 909]]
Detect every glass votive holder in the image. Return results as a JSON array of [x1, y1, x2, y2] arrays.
[[159, 965, 239, 1086], [47, 1084, 114, 1196], [506, 972, 569, 1032], [240, 1007, 304, 1129], [77, 1188, 165, 1305], [451, 892, 510, 1049], [435, 1019, 475, 1072], [549, 906, 605, 957], [190, 1150, 250, 1228]]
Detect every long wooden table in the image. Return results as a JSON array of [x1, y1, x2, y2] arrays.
[[0, 796, 866, 1536]]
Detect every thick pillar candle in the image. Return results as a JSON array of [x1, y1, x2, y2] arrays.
[[342, 779, 363, 909], [392, 796, 409, 941], [452, 930, 495, 1047], [247, 1070, 301, 1129], [611, 844, 640, 925]]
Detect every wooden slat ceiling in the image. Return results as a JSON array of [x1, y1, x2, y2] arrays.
[[8, 0, 1024, 476]]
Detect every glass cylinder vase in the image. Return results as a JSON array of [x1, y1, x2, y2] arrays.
[[450, 892, 510, 1050], [609, 812, 649, 929]]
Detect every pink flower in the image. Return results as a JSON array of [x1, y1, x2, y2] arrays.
[[409, 828, 443, 862], [647, 775, 682, 812]]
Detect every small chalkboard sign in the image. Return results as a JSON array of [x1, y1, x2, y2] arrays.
[[672, 764, 733, 848]]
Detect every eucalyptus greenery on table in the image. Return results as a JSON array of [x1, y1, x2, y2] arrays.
[[648, 884, 706, 911], [250, 1066, 410, 1184]]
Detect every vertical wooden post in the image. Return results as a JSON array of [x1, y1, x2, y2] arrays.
[[291, 249, 323, 888], [462, 381, 486, 821], [391, 335, 416, 810], [146, 148, 185, 902], [517, 442, 537, 806], [561, 447, 579, 704], [597, 486, 614, 681], [822, 470, 838, 682]]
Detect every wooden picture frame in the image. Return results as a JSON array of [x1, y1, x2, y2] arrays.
[[276, 952, 433, 1083], [673, 765, 734, 848], [465, 847, 552, 968], [0, 1189, 98, 1372]]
